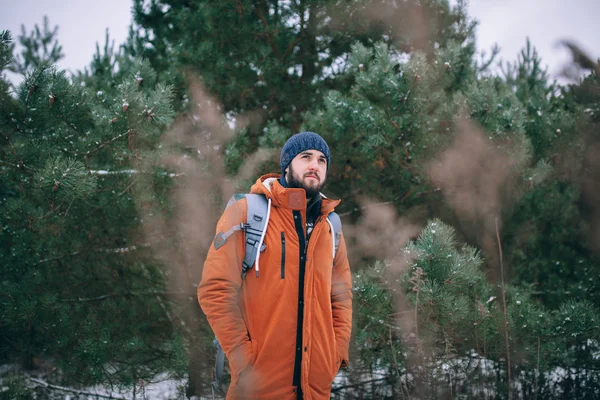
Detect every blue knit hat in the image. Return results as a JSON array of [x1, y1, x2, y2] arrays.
[[280, 132, 330, 175]]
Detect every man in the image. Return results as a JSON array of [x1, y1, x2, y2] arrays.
[[198, 132, 353, 399]]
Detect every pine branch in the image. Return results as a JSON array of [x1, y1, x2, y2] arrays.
[[283, 36, 303, 60], [15, 66, 49, 135], [73, 130, 131, 156], [28, 376, 128, 399], [57, 107, 84, 135], [0, 159, 34, 171], [477, 44, 500, 74], [2, 66, 48, 156], [387, 119, 418, 175]]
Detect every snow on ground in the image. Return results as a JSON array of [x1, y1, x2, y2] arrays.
[[3, 356, 600, 399]]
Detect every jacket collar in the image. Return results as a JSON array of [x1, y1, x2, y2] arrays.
[[250, 173, 341, 215]]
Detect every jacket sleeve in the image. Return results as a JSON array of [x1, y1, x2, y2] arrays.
[[198, 199, 255, 375], [331, 233, 353, 367]]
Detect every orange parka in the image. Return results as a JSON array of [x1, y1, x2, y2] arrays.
[[198, 174, 353, 399]]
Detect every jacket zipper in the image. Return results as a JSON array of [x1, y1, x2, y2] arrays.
[[280, 232, 286, 279], [292, 210, 306, 388]]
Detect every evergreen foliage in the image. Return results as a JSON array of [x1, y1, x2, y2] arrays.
[[130, 0, 388, 125], [0, 28, 187, 395], [0, 31, 13, 71], [350, 220, 600, 399], [2, 2, 600, 399], [300, 35, 532, 214], [9, 16, 64, 76]]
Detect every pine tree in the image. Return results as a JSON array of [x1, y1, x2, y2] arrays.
[[126, 1, 600, 397], [348, 220, 600, 399], [288, 11, 600, 399], [77, 32, 224, 398], [0, 26, 187, 397], [2, 2, 600, 399], [9, 16, 64, 76], [130, 0, 387, 125], [499, 41, 600, 310], [128, 0, 477, 177]]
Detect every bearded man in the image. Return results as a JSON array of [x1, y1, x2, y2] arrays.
[[198, 132, 353, 399]]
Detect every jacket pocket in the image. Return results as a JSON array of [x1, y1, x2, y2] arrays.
[[280, 232, 286, 279]]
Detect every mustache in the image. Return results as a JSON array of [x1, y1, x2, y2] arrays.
[[304, 172, 320, 181]]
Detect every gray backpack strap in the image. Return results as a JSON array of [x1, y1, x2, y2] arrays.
[[219, 193, 268, 279], [242, 194, 268, 279], [327, 212, 342, 259], [226, 193, 246, 208], [213, 193, 249, 251]]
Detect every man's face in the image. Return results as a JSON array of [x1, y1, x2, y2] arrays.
[[285, 149, 328, 198]]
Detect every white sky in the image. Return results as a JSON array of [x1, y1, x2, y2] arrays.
[[1, 0, 132, 79], [1, 0, 598, 83], [469, 0, 600, 80]]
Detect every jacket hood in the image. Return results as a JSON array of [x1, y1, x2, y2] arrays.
[[250, 173, 341, 216]]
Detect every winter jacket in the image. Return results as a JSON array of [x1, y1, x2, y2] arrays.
[[198, 174, 353, 399]]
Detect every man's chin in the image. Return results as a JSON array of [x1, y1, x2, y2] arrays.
[[302, 182, 324, 197], [302, 181, 320, 191]]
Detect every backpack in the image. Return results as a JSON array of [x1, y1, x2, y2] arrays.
[[211, 193, 342, 394]]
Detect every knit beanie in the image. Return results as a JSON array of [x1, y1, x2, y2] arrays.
[[280, 132, 330, 175]]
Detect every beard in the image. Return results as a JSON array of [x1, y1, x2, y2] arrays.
[[286, 164, 326, 198]]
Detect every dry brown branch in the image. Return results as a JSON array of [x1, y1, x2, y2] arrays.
[[252, 1, 283, 61]]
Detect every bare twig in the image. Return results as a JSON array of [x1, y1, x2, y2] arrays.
[[338, 187, 440, 217], [389, 326, 400, 376], [338, 190, 412, 217], [28, 376, 128, 399], [389, 326, 409, 400], [118, 175, 141, 197], [535, 336, 540, 400], [339, 200, 394, 217], [331, 377, 388, 393], [60, 290, 196, 302], [408, 267, 424, 354], [496, 216, 512, 400], [36, 242, 151, 265]]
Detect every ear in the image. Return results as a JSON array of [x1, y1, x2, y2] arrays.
[[285, 166, 289, 174]]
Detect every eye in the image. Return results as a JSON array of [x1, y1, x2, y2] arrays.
[[319, 158, 326, 164]]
